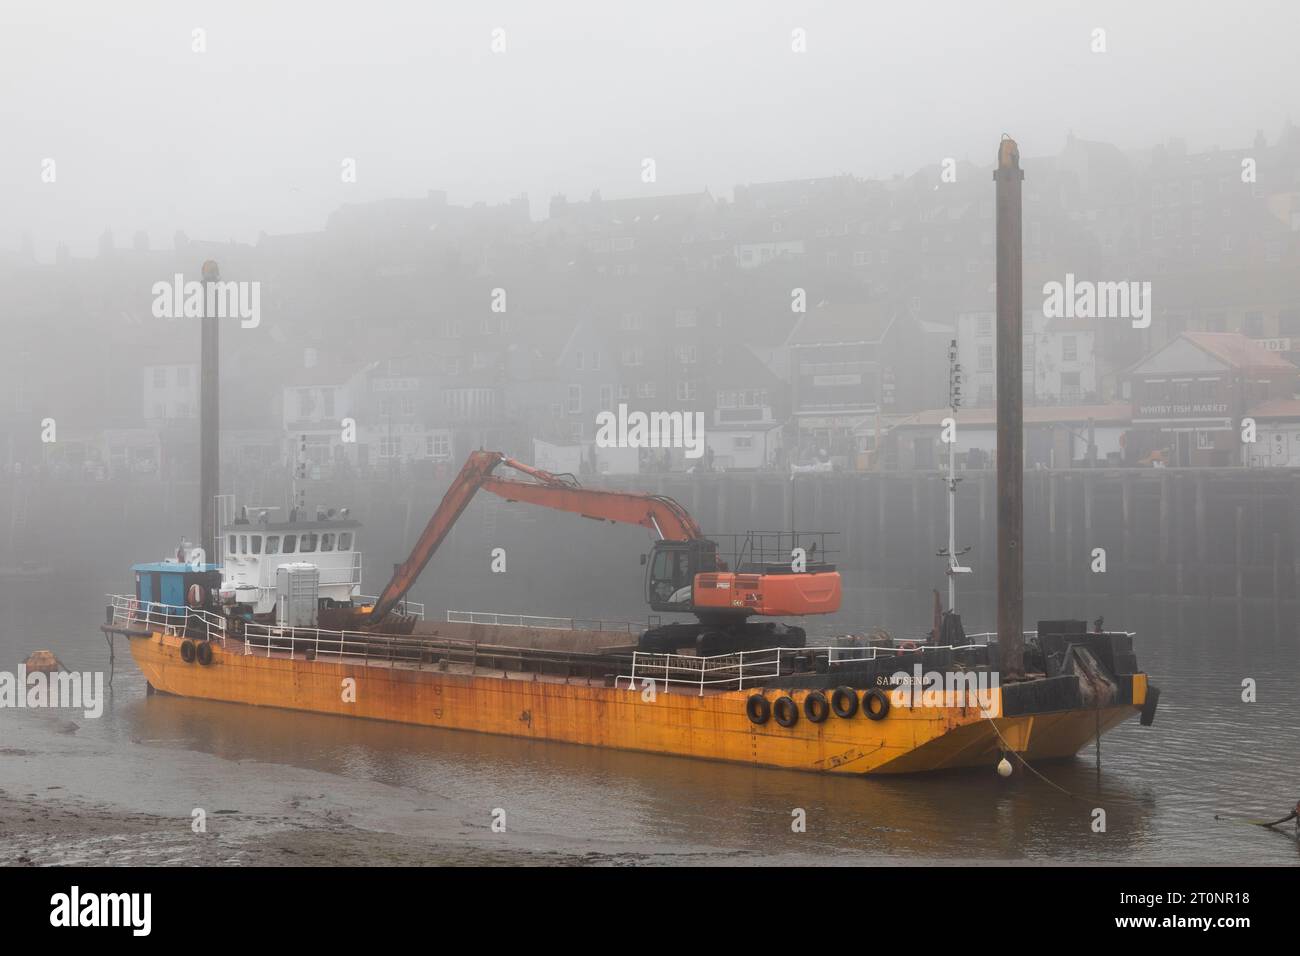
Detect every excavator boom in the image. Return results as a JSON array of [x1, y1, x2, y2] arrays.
[[364, 450, 705, 626]]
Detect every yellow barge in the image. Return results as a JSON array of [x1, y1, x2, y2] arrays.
[[104, 600, 1155, 776]]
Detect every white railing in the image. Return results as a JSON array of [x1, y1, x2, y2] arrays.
[[445, 610, 644, 634], [616, 640, 1013, 697], [106, 594, 227, 643], [356, 595, 425, 619], [965, 630, 1136, 642]]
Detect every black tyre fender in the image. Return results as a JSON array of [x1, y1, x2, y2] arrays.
[[180, 639, 196, 663], [803, 690, 830, 723], [863, 688, 891, 721], [746, 694, 771, 725], [831, 686, 859, 718], [773, 695, 799, 728], [196, 641, 214, 666]]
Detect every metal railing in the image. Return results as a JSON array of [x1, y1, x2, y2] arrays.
[[616, 640, 1010, 697], [357, 595, 425, 619], [445, 610, 646, 634], [106, 594, 227, 642]]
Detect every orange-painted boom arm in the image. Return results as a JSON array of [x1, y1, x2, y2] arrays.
[[365, 450, 703, 625]]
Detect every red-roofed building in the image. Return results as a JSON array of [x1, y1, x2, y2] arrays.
[[1124, 332, 1297, 466]]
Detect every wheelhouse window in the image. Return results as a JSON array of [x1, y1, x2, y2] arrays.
[[282, 534, 297, 554], [300, 533, 318, 552], [250, 536, 262, 555], [228, 534, 236, 554], [339, 532, 353, 550], [265, 536, 280, 555], [320, 533, 335, 552], [239, 534, 248, 554]]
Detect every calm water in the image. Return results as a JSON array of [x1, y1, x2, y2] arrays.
[[2, 575, 1298, 865]]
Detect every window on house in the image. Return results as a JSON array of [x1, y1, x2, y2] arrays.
[[977, 315, 993, 336], [733, 436, 753, 449], [567, 385, 582, 414], [978, 345, 993, 372], [176, 367, 190, 386], [1061, 372, 1082, 404], [153, 367, 167, 387], [1062, 335, 1078, 362]]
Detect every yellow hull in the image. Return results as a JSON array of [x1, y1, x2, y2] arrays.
[[127, 630, 1145, 775]]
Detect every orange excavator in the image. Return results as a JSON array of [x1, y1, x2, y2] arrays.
[[347, 450, 842, 654]]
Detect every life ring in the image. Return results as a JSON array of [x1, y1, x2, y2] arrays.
[[773, 695, 799, 728], [803, 691, 830, 723], [746, 694, 771, 725], [863, 688, 891, 721], [180, 639, 197, 663], [187, 583, 206, 608], [196, 641, 214, 666], [831, 686, 859, 718]]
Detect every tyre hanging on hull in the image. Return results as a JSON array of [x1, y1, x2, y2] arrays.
[[831, 686, 859, 718], [863, 688, 891, 720], [803, 690, 830, 723], [773, 695, 799, 728], [746, 694, 771, 725]]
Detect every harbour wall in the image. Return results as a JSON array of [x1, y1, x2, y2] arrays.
[[6, 468, 1300, 642]]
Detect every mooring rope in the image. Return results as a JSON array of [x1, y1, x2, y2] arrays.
[[981, 712, 1088, 802]]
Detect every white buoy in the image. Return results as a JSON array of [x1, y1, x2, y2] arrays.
[[997, 756, 1013, 777]]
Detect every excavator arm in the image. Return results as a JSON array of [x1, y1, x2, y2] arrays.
[[362, 450, 704, 627]]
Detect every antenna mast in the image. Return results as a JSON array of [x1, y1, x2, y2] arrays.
[[938, 338, 971, 611]]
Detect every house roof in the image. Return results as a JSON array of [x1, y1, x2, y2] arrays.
[[785, 301, 897, 347], [893, 403, 1132, 430], [1182, 332, 1295, 371], [1247, 398, 1300, 420]]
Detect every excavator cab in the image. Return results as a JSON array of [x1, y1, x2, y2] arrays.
[[644, 539, 721, 613]]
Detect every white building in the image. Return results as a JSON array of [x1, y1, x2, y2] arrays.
[[142, 363, 198, 421], [1244, 398, 1300, 466], [956, 311, 1098, 406]]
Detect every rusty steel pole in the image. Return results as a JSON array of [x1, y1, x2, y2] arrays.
[[199, 259, 221, 564], [994, 138, 1024, 678]]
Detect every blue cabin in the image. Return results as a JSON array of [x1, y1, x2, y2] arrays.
[[133, 562, 222, 609]]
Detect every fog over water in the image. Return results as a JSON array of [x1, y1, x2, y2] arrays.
[[2, 1, 1299, 868]]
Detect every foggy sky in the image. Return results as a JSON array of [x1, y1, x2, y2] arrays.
[[4, 0, 1298, 259]]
